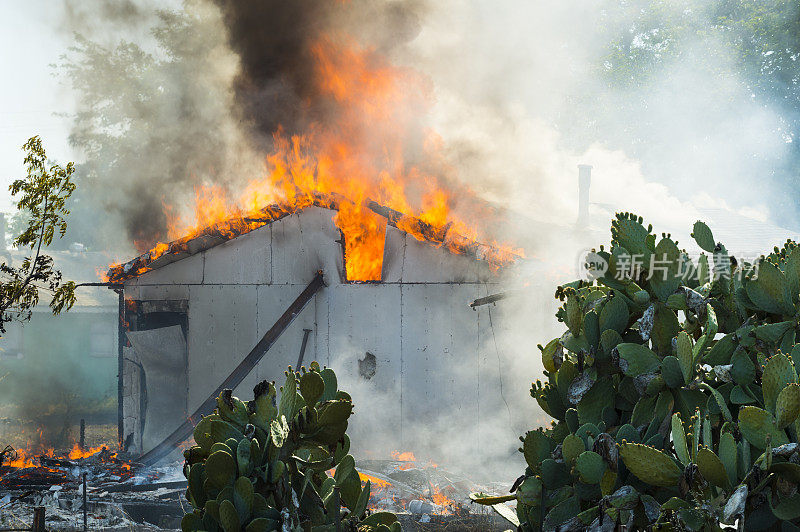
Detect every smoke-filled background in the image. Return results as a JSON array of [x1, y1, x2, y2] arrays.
[[3, 0, 800, 474]]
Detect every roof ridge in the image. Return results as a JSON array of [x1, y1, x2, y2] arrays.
[[106, 193, 523, 282]]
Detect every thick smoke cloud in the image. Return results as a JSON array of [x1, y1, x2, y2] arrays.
[[211, 0, 333, 138], [59, 0, 430, 249], [212, 0, 426, 141]]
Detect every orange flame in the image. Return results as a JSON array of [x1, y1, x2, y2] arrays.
[[68, 444, 104, 460], [390, 450, 416, 462], [3, 449, 37, 468], [431, 485, 456, 508], [121, 33, 523, 283], [358, 471, 392, 489]]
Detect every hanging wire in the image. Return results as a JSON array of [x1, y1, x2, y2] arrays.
[[487, 304, 515, 441]]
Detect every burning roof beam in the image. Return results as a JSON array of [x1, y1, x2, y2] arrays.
[[107, 194, 522, 283]]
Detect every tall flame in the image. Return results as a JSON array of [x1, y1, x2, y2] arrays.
[[137, 35, 523, 281]]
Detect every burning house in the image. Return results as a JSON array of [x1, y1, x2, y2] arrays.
[[108, 193, 526, 468]]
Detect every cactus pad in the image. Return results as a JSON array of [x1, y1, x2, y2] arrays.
[[763, 353, 798, 415], [671, 414, 690, 466], [575, 451, 607, 484], [562, 433, 585, 464], [691, 221, 716, 252], [696, 447, 730, 489], [776, 383, 800, 429], [615, 343, 661, 377], [738, 406, 789, 449], [619, 442, 681, 487], [661, 356, 685, 388]]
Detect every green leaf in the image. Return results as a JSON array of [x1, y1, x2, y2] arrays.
[[676, 332, 694, 383], [729, 385, 756, 405], [699, 383, 732, 422], [611, 214, 652, 263], [269, 415, 289, 448], [719, 432, 738, 487], [702, 334, 736, 365], [770, 493, 800, 521], [564, 293, 583, 337], [540, 338, 561, 373], [279, 371, 301, 420], [577, 378, 614, 426], [754, 321, 795, 344], [785, 246, 800, 301], [299, 371, 325, 406], [543, 497, 580, 530], [353, 479, 371, 518], [692, 304, 717, 362], [651, 305, 679, 355], [334, 454, 355, 487], [576, 451, 607, 484], [730, 350, 755, 386], [522, 430, 552, 470]]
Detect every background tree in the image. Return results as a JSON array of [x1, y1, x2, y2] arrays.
[[0, 136, 77, 333], [575, 0, 800, 225], [58, 5, 254, 252]]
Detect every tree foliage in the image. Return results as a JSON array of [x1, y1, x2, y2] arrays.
[[0, 136, 77, 333], [554, 0, 800, 225], [58, 6, 251, 249]]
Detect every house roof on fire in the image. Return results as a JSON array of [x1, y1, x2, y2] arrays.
[[106, 194, 525, 283]]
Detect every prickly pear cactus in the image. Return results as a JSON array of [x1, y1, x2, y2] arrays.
[[181, 363, 400, 532], [473, 214, 800, 530]]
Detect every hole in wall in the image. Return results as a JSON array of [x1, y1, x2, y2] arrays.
[[358, 352, 377, 380]]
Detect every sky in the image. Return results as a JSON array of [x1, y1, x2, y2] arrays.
[[0, 1, 76, 213]]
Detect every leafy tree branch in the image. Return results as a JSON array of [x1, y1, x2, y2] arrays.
[[0, 136, 78, 333]]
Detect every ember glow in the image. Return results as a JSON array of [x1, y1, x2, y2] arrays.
[[113, 35, 523, 283]]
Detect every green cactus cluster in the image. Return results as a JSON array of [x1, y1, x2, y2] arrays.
[[181, 362, 400, 532], [473, 214, 800, 530]]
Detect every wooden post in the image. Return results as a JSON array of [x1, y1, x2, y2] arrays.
[[115, 288, 125, 450], [31, 507, 44, 532], [79, 419, 85, 450], [83, 473, 88, 531], [296, 328, 312, 369]]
